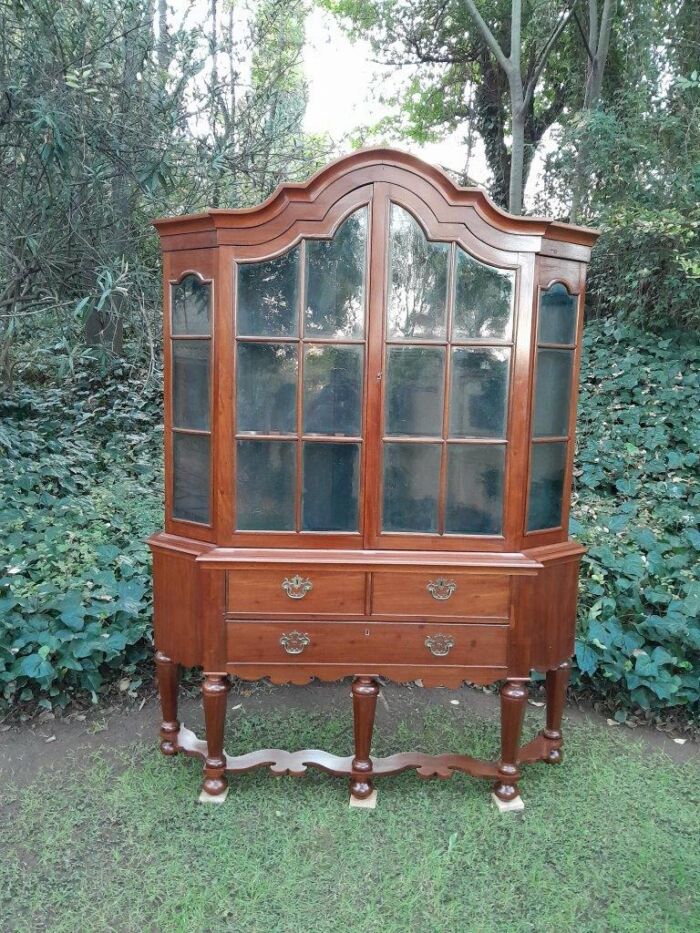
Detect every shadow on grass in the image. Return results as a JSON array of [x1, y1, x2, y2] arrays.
[[1, 707, 699, 933]]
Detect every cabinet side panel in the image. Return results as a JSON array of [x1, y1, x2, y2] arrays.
[[152, 549, 202, 667], [514, 555, 580, 672]]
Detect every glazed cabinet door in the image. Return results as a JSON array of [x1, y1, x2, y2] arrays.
[[232, 205, 370, 542], [369, 196, 518, 550]]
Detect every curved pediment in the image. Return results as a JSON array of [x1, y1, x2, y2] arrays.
[[153, 147, 598, 258]]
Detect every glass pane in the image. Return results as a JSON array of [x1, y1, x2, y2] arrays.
[[385, 347, 444, 437], [172, 340, 210, 430], [533, 349, 573, 437], [236, 343, 297, 434], [171, 275, 211, 336], [387, 204, 449, 339], [302, 442, 359, 531], [237, 248, 299, 337], [305, 208, 367, 338], [445, 444, 504, 535], [528, 442, 567, 531], [382, 443, 440, 533], [453, 249, 514, 340], [173, 433, 210, 524], [449, 348, 509, 438], [236, 440, 295, 530], [303, 345, 363, 436], [538, 283, 577, 344]]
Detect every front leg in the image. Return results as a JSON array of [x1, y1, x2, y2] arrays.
[[350, 676, 379, 802], [542, 660, 570, 764], [493, 679, 528, 808], [201, 673, 229, 800], [155, 650, 180, 756]]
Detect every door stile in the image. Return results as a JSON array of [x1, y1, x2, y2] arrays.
[[363, 183, 390, 546]]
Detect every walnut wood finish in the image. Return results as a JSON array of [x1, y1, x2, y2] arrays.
[[493, 679, 529, 802], [541, 660, 570, 764], [155, 650, 180, 756], [149, 149, 599, 806], [202, 674, 229, 796], [350, 676, 380, 799]]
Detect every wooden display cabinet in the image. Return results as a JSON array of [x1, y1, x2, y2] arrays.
[[149, 149, 599, 807]]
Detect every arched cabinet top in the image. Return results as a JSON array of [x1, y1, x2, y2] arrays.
[[153, 148, 599, 261]]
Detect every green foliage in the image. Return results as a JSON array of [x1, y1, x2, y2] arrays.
[[572, 320, 700, 714], [0, 370, 163, 709]]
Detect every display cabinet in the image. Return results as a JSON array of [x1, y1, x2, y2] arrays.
[[149, 149, 599, 809]]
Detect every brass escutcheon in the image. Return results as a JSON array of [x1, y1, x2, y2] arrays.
[[279, 631, 311, 655], [426, 577, 457, 601], [425, 634, 455, 657], [281, 575, 313, 599]]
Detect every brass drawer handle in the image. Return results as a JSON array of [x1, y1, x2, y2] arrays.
[[427, 578, 457, 601], [425, 634, 455, 657], [279, 631, 311, 655], [281, 575, 313, 599]]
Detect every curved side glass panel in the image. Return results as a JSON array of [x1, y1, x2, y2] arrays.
[[527, 282, 579, 532], [170, 276, 212, 525], [235, 208, 368, 532]]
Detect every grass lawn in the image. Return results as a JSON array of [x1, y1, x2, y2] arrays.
[[1, 704, 699, 933]]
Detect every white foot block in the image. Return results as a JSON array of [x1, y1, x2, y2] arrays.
[[198, 786, 230, 804], [491, 791, 524, 813], [349, 789, 377, 809]]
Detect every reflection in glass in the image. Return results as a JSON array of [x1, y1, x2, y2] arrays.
[[538, 283, 577, 344], [236, 440, 295, 530], [387, 205, 449, 339], [449, 348, 509, 438], [173, 433, 210, 524], [237, 248, 299, 337], [385, 347, 444, 436], [382, 442, 440, 532], [172, 340, 210, 430], [171, 276, 211, 335], [236, 343, 297, 434], [302, 442, 359, 531], [445, 444, 504, 534], [527, 442, 567, 531], [533, 349, 573, 437], [453, 249, 514, 340], [304, 345, 363, 436], [305, 209, 367, 338]]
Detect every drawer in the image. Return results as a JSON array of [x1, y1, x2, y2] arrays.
[[371, 572, 510, 620], [227, 620, 508, 668], [226, 568, 366, 616]]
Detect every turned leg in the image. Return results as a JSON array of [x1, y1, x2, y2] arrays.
[[350, 676, 379, 800], [493, 679, 528, 803], [201, 673, 229, 797], [155, 650, 180, 756], [542, 660, 570, 764]]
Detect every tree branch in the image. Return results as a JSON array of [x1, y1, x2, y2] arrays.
[[524, 1, 578, 105], [462, 0, 511, 73]]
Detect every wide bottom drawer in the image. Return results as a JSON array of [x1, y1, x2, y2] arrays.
[[227, 620, 508, 668]]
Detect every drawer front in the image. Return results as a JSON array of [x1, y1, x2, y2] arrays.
[[227, 620, 508, 667], [226, 569, 366, 616], [371, 572, 510, 620]]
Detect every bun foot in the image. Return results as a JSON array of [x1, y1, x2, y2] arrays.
[[542, 742, 563, 765], [350, 778, 374, 800], [202, 775, 228, 797]]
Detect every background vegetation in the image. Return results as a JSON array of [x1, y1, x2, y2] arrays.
[[0, 0, 697, 721]]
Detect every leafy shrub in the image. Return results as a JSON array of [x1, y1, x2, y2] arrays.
[[0, 371, 163, 709], [572, 320, 700, 715]]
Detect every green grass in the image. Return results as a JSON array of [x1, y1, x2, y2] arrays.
[[1, 707, 699, 933]]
